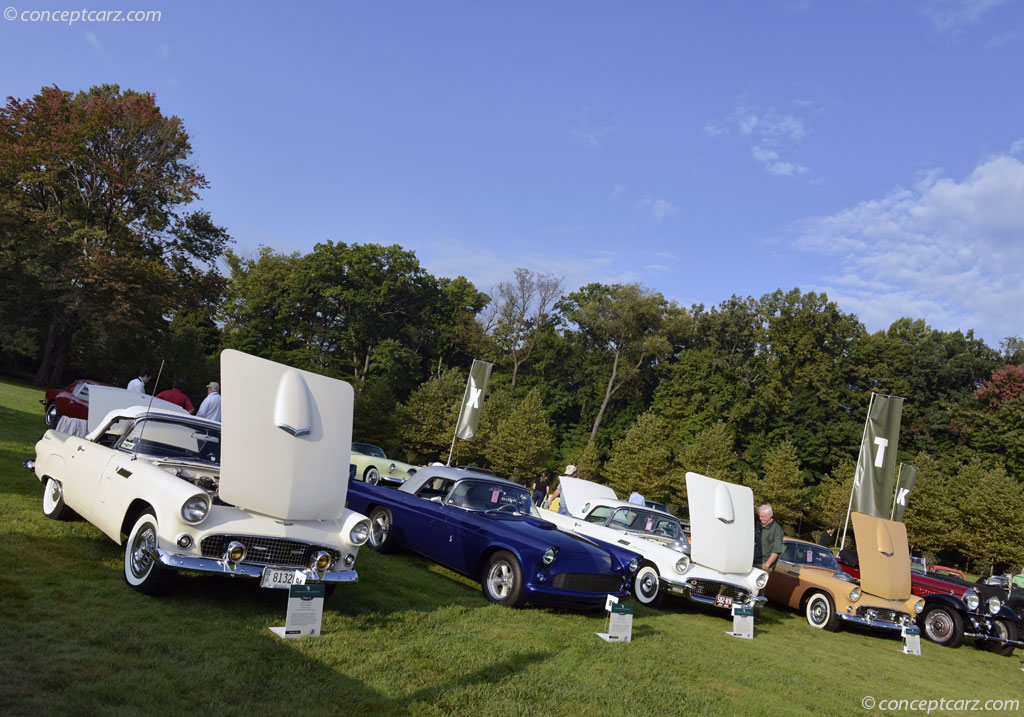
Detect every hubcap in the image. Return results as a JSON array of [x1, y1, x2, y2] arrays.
[[487, 561, 513, 598], [130, 523, 157, 579], [638, 571, 658, 600], [809, 598, 827, 625], [43, 479, 61, 513], [926, 611, 952, 640], [367, 469, 379, 485], [370, 513, 389, 545]]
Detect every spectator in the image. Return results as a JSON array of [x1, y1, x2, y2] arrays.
[[1012, 567, 1024, 590], [196, 381, 222, 421], [127, 369, 153, 394], [531, 471, 550, 506], [628, 488, 645, 506], [816, 526, 836, 547], [753, 504, 784, 571], [156, 379, 196, 414]]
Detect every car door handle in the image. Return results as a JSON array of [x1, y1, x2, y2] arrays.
[[76, 446, 85, 452]]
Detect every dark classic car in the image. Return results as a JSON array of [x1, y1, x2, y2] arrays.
[[839, 550, 1021, 656], [346, 466, 643, 608], [41, 379, 113, 428]]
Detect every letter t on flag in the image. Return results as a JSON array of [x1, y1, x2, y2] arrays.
[[455, 360, 493, 440]]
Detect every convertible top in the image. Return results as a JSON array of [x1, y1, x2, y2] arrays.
[[398, 466, 522, 495], [85, 404, 214, 441]]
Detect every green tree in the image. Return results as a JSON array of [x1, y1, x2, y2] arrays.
[[603, 411, 679, 504], [0, 84, 228, 384], [812, 458, 855, 536], [484, 388, 553, 480], [396, 368, 466, 464], [746, 440, 804, 530], [678, 422, 740, 508], [574, 438, 602, 482], [954, 461, 1024, 573]]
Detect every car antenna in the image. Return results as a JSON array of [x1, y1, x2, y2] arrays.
[[132, 359, 165, 461]]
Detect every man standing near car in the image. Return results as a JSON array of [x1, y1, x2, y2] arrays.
[[127, 369, 152, 394], [753, 504, 784, 572], [156, 378, 196, 414], [196, 381, 222, 421]]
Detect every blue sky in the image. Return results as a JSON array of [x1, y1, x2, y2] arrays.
[[3, 0, 1023, 347]]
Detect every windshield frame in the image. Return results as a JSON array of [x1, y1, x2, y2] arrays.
[[444, 478, 539, 517], [115, 417, 222, 465]]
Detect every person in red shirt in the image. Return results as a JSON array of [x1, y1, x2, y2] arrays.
[[156, 378, 196, 414]]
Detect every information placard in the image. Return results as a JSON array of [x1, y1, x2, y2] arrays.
[[597, 601, 633, 643], [901, 625, 921, 655], [727, 604, 754, 639], [269, 583, 325, 639]]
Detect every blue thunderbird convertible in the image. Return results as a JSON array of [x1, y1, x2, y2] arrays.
[[347, 466, 642, 608]]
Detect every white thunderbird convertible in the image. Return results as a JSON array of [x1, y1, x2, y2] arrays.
[[27, 350, 372, 595], [539, 472, 767, 609]]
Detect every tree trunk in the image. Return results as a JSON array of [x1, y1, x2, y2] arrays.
[[34, 316, 61, 385], [589, 348, 621, 441]]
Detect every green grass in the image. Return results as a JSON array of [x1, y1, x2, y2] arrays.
[[1, 378, 1021, 715]]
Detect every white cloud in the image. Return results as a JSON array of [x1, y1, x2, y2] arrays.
[[793, 147, 1024, 344], [609, 184, 626, 201], [927, 0, 1007, 33], [84, 31, 104, 54], [571, 106, 613, 149], [637, 196, 677, 221], [705, 102, 811, 177]]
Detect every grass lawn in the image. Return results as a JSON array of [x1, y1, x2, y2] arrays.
[[1, 378, 1021, 716]]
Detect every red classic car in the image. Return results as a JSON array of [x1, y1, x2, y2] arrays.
[[40, 379, 113, 428]]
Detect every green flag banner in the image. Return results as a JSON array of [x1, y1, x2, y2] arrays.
[[455, 359, 493, 440], [891, 463, 918, 522], [851, 394, 904, 518]]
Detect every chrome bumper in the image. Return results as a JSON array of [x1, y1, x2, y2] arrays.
[[155, 548, 359, 586], [837, 612, 909, 631], [660, 576, 765, 608], [964, 631, 1024, 647]]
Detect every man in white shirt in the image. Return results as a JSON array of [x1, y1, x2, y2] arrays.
[[126, 369, 152, 394], [196, 381, 222, 422], [628, 488, 646, 506]]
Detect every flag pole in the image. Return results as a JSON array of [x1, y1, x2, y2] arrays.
[[890, 463, 904, 521], [446, 360, 475, 467], [840, 391, 876, 551]]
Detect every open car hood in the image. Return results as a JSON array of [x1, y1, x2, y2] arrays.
[[850, 512, 911, 600], [219, 349, 354, 521], [86, 385, 186, 432], [686, 472, 755, 574], [558, 476, 618, 517]]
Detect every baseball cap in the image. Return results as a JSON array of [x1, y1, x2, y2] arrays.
[[207, 381, 220, 391]]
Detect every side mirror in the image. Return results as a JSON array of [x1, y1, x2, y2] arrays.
[[429, 495, 444, 504]]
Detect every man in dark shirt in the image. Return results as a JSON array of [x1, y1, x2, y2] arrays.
[[156, 378, 196, 414], [753, 504, 784, 571], [816, 526, 836, 548], [531, 471, 550, 506]]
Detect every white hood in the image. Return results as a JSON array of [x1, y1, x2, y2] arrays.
[[558, 476, 618, 517], [87, 385, 186, 432], [219, 349, 354, 521], [685, 471, 755, 574]]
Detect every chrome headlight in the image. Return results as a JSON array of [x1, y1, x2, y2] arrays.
[[674, 555, 691, 574], [964, 589, 980, 611], [627, 556, 640, 573], [349, 520, 370, 546], [914, 599, 925, 614], [987, 596, 1002, 615], [389, 462, 396, 473], [542, 547, 557, 565], [180, 494, 210, 525], [849, 587, 861, 602], [225, 540, 246, 563], [311, 550, 333, 571], [755, 571, 768, 589]]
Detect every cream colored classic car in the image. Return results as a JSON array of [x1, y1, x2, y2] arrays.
[[540, 473, 768, 610], [27, 349, 371, 595], [766, 513, 924, 632], [350, 442, 419, 486]]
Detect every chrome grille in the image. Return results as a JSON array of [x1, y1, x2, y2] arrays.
[[687, 579, 751, 603], [551, 573, 623, 593], [856, 606, 907, 623], [200, 535, 341, 568]]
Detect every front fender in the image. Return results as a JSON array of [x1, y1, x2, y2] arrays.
[[924, 592, 968, 614], [995, 604, 1020, 624]]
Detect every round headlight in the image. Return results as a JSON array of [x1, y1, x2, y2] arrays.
[[542, 547, 557, 565], [914, 599, 925, 614], [849, 587, 861, 602], [675, 555, 691, 574], [628, 557, 640, 573], [349, 520, 370, 546], [987, 596, 1002, 615], [225, 540, 246, 563], [755, 571, 768, 589], [311, 550, 332, 571], [964, 589, 980, 611], [180, 494, 210, 524], [389, 463, 396, 472]]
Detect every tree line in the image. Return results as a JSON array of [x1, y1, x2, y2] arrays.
[[2, 85, 1022, 573]]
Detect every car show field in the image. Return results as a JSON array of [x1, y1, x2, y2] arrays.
[[0, 378, 1020, 716]]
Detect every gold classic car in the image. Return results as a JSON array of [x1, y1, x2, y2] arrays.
[[765, 512, 924, 633]]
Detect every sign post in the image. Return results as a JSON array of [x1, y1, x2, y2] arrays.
[[269, 583, 325, 639], [596, 595, 633, 643]]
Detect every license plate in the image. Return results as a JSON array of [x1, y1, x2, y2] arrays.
[[714, 594, 733, 609], [260, 567, 304, 589]]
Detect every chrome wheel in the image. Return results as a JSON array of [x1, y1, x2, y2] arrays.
[[43, 478, 62, 515], [921, 605, 963, 648], [633, 565, 662, 606], [804, 591, 840, 631], [370, 510, 390, 546], [365, 467, 380, 485], [128, 521, 157, 582], [45, 402, 59, 428], [123, 512, 175, 594], [487, 560, 515, 599]]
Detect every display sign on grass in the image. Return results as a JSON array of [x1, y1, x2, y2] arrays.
[[269, 583, 325, 639]]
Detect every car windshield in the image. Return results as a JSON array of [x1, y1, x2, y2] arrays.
[[607, 507, 684, 540], [353, 442, 386, 458], [117, 418, 221, 464], [447, 479, 537, 516], [782, 543, 840, 570]]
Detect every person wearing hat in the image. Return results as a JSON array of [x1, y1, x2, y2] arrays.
[[196, 381, 222, 422]]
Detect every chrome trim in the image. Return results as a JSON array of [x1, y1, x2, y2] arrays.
[[154, 548, 359, 585], [659, 576, 765, 607], [963, 631, 1024, 646], [837, 612, 909, 631]]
